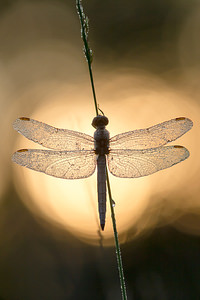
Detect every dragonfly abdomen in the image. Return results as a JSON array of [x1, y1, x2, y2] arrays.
[[93, 116, 110, 230], [97, 155, 107, 230]]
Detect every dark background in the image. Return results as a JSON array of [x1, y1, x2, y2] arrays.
[[0, 1, 200, 299]]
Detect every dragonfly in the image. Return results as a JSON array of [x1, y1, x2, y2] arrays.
[[12, 115, 193, 230]]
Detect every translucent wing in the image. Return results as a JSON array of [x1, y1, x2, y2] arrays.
[[13, 118, 94, 151], [110, 117, 193, 150], [107, 146, 189, 178], [12, 149, 96, 179]]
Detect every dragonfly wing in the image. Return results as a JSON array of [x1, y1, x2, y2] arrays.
[[110, 117, 193, 150], [13, 118, 94, 151], [12, 149, 96, 179], [107, 146, 189, 178]]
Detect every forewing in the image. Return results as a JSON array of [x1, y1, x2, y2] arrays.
[[108, 146, 189, 178], [110, 117, 193, 150], [12, 149, 96, 179], [13, 117, 94, 150]]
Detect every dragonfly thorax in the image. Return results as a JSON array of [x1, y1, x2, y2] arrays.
[[92, 115, 110, 155], [94, 128, 110, 155]]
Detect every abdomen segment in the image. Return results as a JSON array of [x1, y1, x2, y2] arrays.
[[97, 155, 107, 230]]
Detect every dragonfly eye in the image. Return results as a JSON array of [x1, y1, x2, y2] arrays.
[[92, 115, 109, 128]]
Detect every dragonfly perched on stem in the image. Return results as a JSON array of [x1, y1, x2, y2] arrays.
[[12, 115, 193, 230]]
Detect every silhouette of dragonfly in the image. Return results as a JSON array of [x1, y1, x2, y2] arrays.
[[12, 115, 193, 230]]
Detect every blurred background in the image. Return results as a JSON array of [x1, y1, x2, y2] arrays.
[[0, 0, 200, 299]]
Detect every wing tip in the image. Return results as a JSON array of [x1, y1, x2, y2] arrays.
[[19, 117, 30, 121], [175, 117, 186, 121], [13, 117, 31, 130], [12, 149, 29, 162], [175, 117, 193, 129], [173, 145, 190, 159], [16, 149, 29, 152], [173, 145, 184, 148]]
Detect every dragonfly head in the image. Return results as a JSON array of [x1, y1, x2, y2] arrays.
[[92, 115, 109, 129]]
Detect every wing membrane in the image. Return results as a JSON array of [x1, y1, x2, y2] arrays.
[[108, 146, 189, 178], [12, 149, 96, 179], [110, 117, 193, 150], [13, 118, 94, 151]]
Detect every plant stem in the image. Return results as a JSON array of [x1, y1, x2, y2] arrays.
[[106, 167, 127, 300], [76, 0, 98, 116], [76, 1, 127, 299]]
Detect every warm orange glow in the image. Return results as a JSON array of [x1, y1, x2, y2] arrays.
[[12, 74, 200, 245], [13, 96, 151, 245], [0, 0, 197, 245]]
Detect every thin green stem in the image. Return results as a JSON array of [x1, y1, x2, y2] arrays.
[[76, 0, 98, 116], [106, 167, 127, 300], [76, 1, 127, 299]]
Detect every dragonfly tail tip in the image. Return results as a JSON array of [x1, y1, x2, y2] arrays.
[[101, 224, 105, 231]]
